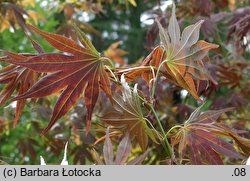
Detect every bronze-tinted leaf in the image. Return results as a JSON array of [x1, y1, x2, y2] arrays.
[[171, 105, 246, 164], [103, 127, 114, 165], [227, 8, 250, 54], [216, 123, 250, 155], [5, 24, 111, 134], [0, 3, 36, 32], [121, 4, 218, 102], [155, 8, 218, 101], [0, 52, 38, 127], [115, 131, 132, 164], [101, 75, 156, 151], [94, 127, 148, 165], [16, 138, 39, 160], [104, 41, 127, 65]]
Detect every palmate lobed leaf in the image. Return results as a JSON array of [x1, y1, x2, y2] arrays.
[[214, 123, 250, 156], [0, 52, 40, 127], [100, 75, 156, 151], [3, 24, 111, 134], [120, 4, 218, 102], [156, 4, 218, 101], [171, 105, 247, 164], [17, 137, 39, 160], [0, 3, 29, 32], [94, 127, 148, 165], [104, 41, 127, 65], [0, 34, 44, 126]]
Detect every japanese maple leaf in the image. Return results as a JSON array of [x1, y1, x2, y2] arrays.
[[5, 24, 111, 134], [0, 3, 28, 32], [155, 4, 219, 101], [0, 37, 43, 127], [104, 41, 127, 65], [0, 62, 37, 127], [120, 4, 218, 102], [171, 105, 246, 164], [100, 75, 156, 151], [17, 137, 39, 160], [93, 127, 149, 165]]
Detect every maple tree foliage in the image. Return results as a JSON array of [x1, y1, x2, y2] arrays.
[[170, 105, 249, 164], [227, 7, 250, 54], [0, 35, 43, 127], [121, 4, 218, 102], [0, 1, 249, 165], [0, 56, 36, 127], [93, 127, 149, 165], [0, 0, 41, 32], [3, 23, 112, 134], [101, 74, 156, 151], [104, 41, 127, 66]]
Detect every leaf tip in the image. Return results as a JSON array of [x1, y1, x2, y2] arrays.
[[172, 3, 176, 13], [198, 19, 205, 26], [246, 157, 250, 165], [40, 156, 46, 165]]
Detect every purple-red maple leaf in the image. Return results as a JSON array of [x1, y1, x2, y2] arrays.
[[5, 24, 111, 134]]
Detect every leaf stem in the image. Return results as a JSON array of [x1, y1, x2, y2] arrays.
[[105, 65, 118, 82], [149, 104, 172, 158], [99, 56, 113, 67], [151, 59, 169, 100], [165, 125, 182, 139]]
